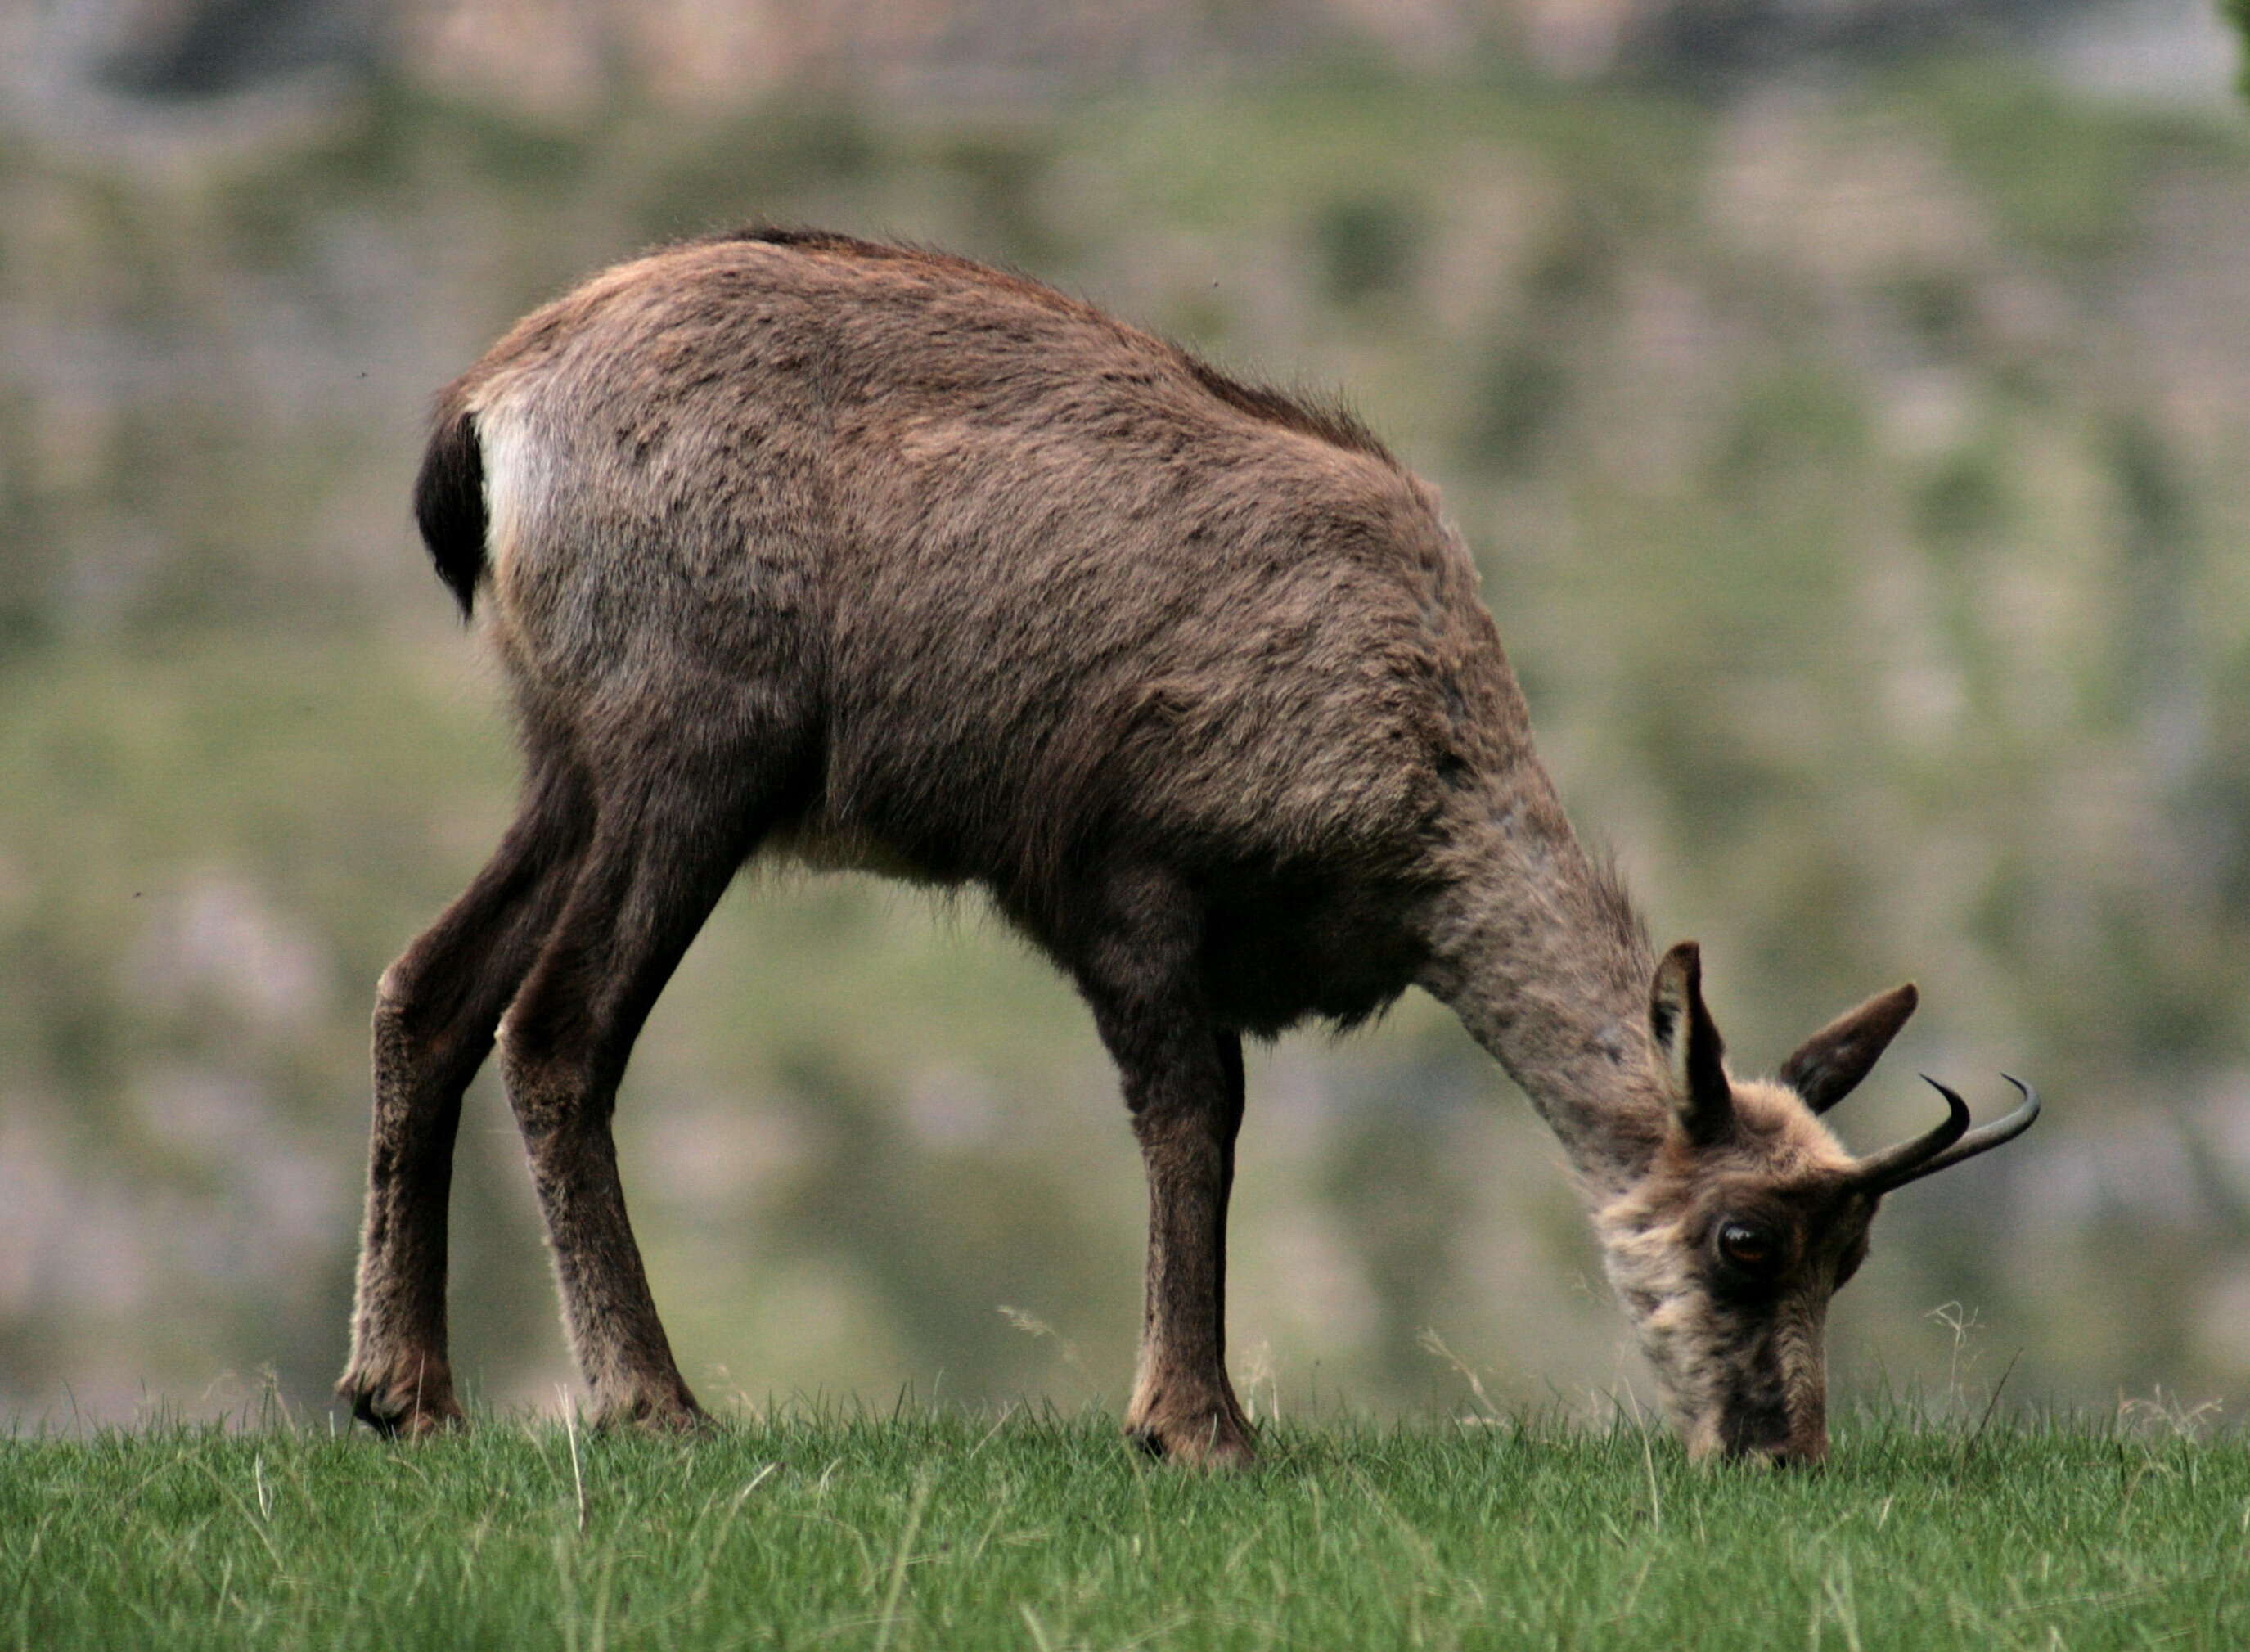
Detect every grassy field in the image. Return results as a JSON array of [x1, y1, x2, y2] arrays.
[[3, 1407, 2244, 1651]]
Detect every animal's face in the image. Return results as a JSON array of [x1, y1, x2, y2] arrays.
[[1600, 943, 2037, 1465], [1598, 1082, 1875, 1464]]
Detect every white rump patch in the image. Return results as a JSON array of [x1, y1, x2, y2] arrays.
[[473, 401, 551, 605]]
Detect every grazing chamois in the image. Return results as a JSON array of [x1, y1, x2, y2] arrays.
[[340, 229, 2037, 1465]]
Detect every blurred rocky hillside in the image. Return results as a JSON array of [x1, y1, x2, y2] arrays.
[[10, 0, 2221, 114]]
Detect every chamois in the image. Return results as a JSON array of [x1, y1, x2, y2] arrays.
[[340, 229, 2037, 1465]]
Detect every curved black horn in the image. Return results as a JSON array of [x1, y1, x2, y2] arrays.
[[1845, 1076, 1969, 1192], [1847, 1076, 2041, 1196]]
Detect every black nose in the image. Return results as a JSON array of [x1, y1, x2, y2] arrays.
[[1722, 1416, 1827, 1467], [1719, 1404, 1827, 1467], [1753, 1433, 1827, 1469]]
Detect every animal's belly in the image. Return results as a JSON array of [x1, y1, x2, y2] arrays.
[[759, 822, 952, 886]]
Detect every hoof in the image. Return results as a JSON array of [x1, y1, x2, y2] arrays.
[[1127, 1422, 1257, 1469], [338, 1368, 466, 1439], [1125, 1389, 1256, 1468], [591, 1388, 712, 1435]]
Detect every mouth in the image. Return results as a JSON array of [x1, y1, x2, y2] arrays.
[[1695, 1399, 1826, 1468], [1713, 1425, 1828, 1468], [1687, 1436, 1827, 1470], [1747, 1438, 1826, 1469]]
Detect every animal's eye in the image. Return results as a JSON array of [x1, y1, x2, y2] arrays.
[[1716, 1220, 1780, 1274]]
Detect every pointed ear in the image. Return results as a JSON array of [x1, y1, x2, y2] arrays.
[[1650, 941, 1732, 1146], [1775, 984, 1919, 1115]]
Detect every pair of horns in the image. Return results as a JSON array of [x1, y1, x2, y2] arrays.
[[1838, 1074, 2041, 1195], [1653, 941, 2041, 1192]]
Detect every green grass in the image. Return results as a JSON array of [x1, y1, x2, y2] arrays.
[[5, 1407, 2246, 1650]]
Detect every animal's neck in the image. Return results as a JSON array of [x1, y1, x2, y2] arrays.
[[1416, 776, 1668, 1197]]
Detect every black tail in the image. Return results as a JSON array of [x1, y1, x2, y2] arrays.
[[413, 407, 488, 619]]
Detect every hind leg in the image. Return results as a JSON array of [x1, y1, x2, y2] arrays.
[[340, 758, 593, 1436], [496, 740, 792, 1429]]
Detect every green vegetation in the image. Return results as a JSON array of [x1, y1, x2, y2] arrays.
[[5, 1408, 2245, 1651]]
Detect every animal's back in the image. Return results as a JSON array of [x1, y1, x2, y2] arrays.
[[432, 232, 1528, 937]]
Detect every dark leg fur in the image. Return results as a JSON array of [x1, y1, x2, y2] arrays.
[[494, 747, 788, 1430], [340, 759, 594, 1435], [1078, 879, 1255, 1467]]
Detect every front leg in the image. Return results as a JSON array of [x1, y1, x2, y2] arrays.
[[1123, 1025, 1253, 1466], [1077, 885, 1253, 1467]]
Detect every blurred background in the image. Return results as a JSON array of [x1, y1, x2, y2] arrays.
[[3, 0, 2248, 1433]]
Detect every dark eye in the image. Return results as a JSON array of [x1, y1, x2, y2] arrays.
[[1716, 1220, 1780, 1275]]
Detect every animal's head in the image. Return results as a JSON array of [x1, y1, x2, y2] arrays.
[[1597, 941, 2037, 1465]]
